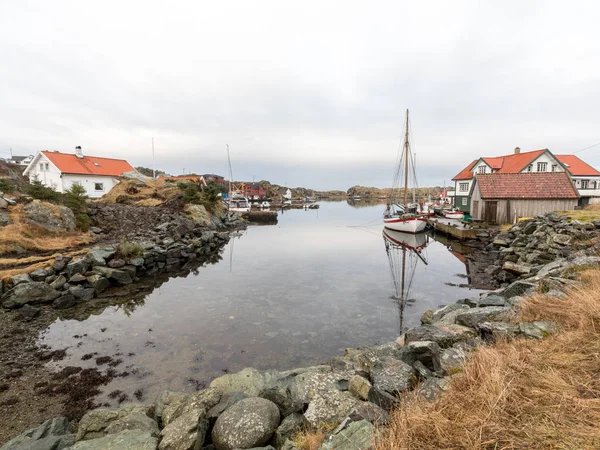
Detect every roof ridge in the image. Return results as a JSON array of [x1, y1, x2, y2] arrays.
[[41, 150, 129, 162]]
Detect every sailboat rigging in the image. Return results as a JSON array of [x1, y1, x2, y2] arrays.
[[383, 109, 428, 233]]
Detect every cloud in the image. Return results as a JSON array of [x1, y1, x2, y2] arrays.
[[0, 0, 598, 189]]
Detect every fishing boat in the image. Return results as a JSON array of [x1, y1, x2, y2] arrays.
[[383, 109, 429, 233], [442, 208, 464, 220], [383, 228, 429, 334], [227, 194, 251, 212]]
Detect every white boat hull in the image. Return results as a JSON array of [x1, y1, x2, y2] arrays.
[[443, 211, 464, 219], [383, 216, 428, 233], [383, 228, 428, 250]]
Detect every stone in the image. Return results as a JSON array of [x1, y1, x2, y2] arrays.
[[68, 429, 157, 450], [19, 304, 41, 320], [406, 340, 442, 373], [478, 321, 520, 342], [162, 388, 221, 427], [50, 275, 67, 290], [455, 307, 511, 328], [2, 282, 61, 308], [92, 266, 133, 285], [210, 367, 274, 397], [129, 258, 145, 267], [0, 209, 11, 226], [24, 201, 75, 232], [500, 280, 537, 299], [492, 239, 509, 247], [320, 420, 373, 450], [76, 405, 155, 441], [348, 375, 371, 401], [108, 258, 126, 268], [417, 376, 452, 401], [431, 303, 470, 323], [367, 385, 398, 411], [273, 413, 303, 449], [206, 391, 247, 423], [413, 360, 433, 379], [86, 275, 111, 293], [211, 397, 280, 450], [440, 347, 468, 375], [66, 259, 89, 278], [303, 389, 359, 428], [29, 269, 48, 282], [52, 256, 72, 272], [69, 273, 87, 284], [404, 325, 457, 348], [0, 416, 74, 450], [420, 309, 434, 324], [349, 401, 389, 426], [153, 391, 186, 426], [371, 357, 415, 396], [12, 273, 32, 286], [69, 285, 95, 302], [90, 227, 103, 234], [159, 409, 208, 450], [519, 322, 544, 339], [477, 294, 506, 307], [503, 261, 532, 275], [53, 294, 76, 309], [552, 234, 573, 246]]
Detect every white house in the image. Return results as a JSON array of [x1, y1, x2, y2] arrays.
[[23, 147, 136, 198], [280, 188, 292, 200], [9, 155, 34, 165]]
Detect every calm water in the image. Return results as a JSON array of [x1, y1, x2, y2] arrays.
[[39, 201, 484, 403]]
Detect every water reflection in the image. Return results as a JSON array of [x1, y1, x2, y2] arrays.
[[346, 198, 387, 208], [383, 229, 430, 334]]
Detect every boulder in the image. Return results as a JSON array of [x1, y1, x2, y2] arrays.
[[503, 261, 532, 275], [552, 234, 573, 246], [76, 405, 156, 441], [66, 259, 89, 278], [349, 401, 389, 426], [108, 258, 126, 268], [159, 409, 208, 450], [478, 322, 520, 342], [431, 303, 470, 323], [153, 391, 186, 426], [348, 375, 371, 401], [86, 275, 111, 293], [53, 294, 76, 309], [303, 389, 359, 428], [477, 295, 506, 307], [19, 304, 40, 320], [320, 420, 373, 450], [52, 256, 72, 272], [519, 322, 544, 339], [417, 376, 452, 402], [439, 347, 467, 375], [2, 282, 61, 308], [69, 285, 95, 302], [49, 275, 67, 290], [371, 358, 415, 396], [29, 269, 48, 282], [455, 307, 511, 328], [367, 386, 398, 411], [404, 325, 457, 348], [211, 397, 280, 450], [69, 273, 87, 284], [406, 340, 442, 373], [273, 413, 303, 449], [68, 429, 157, 450], [12, 273, 33, 286], [162, 388, 221, 427], [85, 248, 115, 267], [206, 391, 247, 423], [24, 201, 75, 232], [500, 280, 537, 299], [92, 266, 133, 285], [0, 416, 74, 450], [0, 209, 11, 226], [186, 204, 217, 230]]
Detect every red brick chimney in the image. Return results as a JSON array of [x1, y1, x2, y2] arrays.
[[514, 147, 521, 155]]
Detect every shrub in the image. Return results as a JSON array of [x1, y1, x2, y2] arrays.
[[25, 177, 61, 202], [64, 184, 90, 231], [0, 178, 13, 193], [116, 238, 144, 259]]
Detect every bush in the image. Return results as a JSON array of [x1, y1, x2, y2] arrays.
[[116, 238, 144, 259], [177, 181, 220, 212], [0, 178, 13, 193], [25, 178, 61, 202], [64, 184, 90, 231]]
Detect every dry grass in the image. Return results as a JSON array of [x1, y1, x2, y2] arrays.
[[556, 204, 600, 223], [0, 205, 94, 260], [292, 430, 327, 450], [375, 269, 600, 450], [98, 179, 179, 205]]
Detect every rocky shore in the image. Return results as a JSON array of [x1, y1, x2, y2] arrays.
[[2, 212, 598, 449]]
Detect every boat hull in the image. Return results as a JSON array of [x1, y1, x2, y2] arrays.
[[383, 216, 428, 233], [383, 228, 428, 250], [442, 211, 464, 219]]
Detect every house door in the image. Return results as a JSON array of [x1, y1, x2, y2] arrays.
[[484, 201, 497, 224], [472, 201, 479, 219]]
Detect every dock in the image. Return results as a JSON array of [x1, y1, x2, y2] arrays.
[[429, 217, 481, 240]]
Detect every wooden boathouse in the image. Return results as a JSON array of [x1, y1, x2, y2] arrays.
[[470, 172, 579, 224]]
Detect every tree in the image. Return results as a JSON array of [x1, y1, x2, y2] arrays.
[[64, 184, 90, 231], [135, 166, 166, 178]]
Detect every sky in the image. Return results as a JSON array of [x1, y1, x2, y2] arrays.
[[0, 0, 599, 190]]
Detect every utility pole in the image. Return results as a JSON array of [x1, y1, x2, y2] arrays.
[[152, 138, 155, 179]]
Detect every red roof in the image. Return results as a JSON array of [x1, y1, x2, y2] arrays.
[[452, 150, 548, 181], [452, 160, 478, 180], [41, 151, 135, 176], [555, 155, 600, 177], [476, 172, 579, 199]]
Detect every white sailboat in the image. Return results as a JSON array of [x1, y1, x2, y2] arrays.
[[383, 109, 429, 233], [383, 228, 429, 334], [224, 144, 251, 212]]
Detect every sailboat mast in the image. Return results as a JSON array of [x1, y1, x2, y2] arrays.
[[226, 144, 232, 211], [400, 246, 407, 332], [404, 109, 409, 206]]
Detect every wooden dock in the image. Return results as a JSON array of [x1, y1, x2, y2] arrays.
[[429, 218, 481, 240]]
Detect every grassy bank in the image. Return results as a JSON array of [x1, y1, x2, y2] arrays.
[[375, 268, 600, 450]]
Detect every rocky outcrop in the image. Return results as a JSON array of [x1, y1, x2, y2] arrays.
[[24, 200, 75, 232], [0, 417, 74, 450]]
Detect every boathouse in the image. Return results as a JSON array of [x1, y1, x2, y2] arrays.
[[470, 172, 579, 224]]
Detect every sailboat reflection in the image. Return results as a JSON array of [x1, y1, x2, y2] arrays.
[[383, 228, 429, 335]]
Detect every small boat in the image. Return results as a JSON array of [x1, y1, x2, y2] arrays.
[[383, 109, 428, 234], [226, 194, 251, 212], [259, 201, 270, 209], [442, 208, 464, 220]]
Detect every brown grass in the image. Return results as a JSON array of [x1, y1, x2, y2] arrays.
[[0, 205, 94, 261], [556, 204, 600, 223], [375, 269, 600, 450], [292, 429, 327, 450], [98, 179, 179, 205]]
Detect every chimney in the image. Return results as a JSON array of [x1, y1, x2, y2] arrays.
[[514, 147, 521, 155], [75, 146, 83, 158]]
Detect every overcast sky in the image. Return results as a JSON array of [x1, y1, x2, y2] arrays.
[[1, 1, 599, 190]]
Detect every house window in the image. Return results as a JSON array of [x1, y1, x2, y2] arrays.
[[581, 180, 589, 189], [462, 198, 468, 206], [536, 162, 547, 172], [527, 164, 533, 172], [39, 163, 44, 171], [459, 182, 469, 192], [94, 183, 104, 191], [478, 166, 487, 174], [551, 164, 557, 172]]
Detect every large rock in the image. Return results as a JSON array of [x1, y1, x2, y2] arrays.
[[186, 204, 217, 230], [162, 388, 221, 427], [0, 417, 74, 450], [303, 389, 360, 428], [153, 391, 186, 426], [320, 420, 373, 450], [371, 358, 415, 396], [417, 376, 452, 402], [29, 269, 49, 282], [500, 280, 537, 299], [431, 303, 470, 324], [159, 409, 209, 450], [0, 209, 11, 227], [404, 325, 457, 348], [439, 347, 468, 375], [85, 248, 116, 267], [76, 405, 157, 441], [92, 266, 133, 285], [503, 261, 531, 275], [348, 375, 371, 401], [24, 201, 75, 232], [455, 307, 511, 328], [66, 259, 89, 278], [206, 392, 247, 423], [68, 429, 157, 450], [212, 397, 280, 450], [2, 282, 60, 308], [86, 275, 111, 293], [273, 413, 303, 449], [12, 273, 33, 286]]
